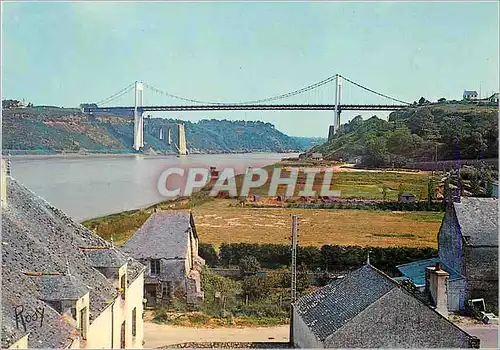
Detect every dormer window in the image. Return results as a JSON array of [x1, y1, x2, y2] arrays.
[[150, 259, 160, 275]]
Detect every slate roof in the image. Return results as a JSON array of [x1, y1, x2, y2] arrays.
[[294, 264, 475, 345], [396, 257, 464, 287], [82, 246, 128, 268], [35, 275, 90, 301], [1, 177, 145, 348], [294, 264, 395, 341], [453, 197, 498, 246], [122, 210, 193, 260], [464, 90, 478, 95]]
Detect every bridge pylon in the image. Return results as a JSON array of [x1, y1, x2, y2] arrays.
[[328, 74, 342, 141], [133, 81, 144, 151]]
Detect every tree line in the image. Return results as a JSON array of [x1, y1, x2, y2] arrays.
[[199, 242, 438, 276]]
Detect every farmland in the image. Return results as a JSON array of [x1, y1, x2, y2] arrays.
[[82, 168, 442, 249], [192, 200, 442, 248]]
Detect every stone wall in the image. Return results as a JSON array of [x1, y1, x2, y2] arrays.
[[464, 246, 498, 309], [438, 206, 464, 274]]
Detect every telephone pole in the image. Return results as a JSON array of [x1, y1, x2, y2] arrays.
[[289, 215, 299, 346]]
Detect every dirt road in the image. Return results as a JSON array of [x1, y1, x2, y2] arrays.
[[144, 322, 289, 348]]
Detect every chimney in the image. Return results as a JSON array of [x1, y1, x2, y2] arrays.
[[425, 264, 449, 317], [1, 159, 7, 208]]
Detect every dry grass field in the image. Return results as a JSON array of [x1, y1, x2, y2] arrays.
[[83, 169, 442, 249], [192, 199, 442, 248]]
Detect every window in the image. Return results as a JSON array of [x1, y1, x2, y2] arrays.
[[150, 259, 160, 275], [79, 307, 87, 339], [132, 307, 137, 337], [120, 274, 126, 300], [120, 321, 126, 348]]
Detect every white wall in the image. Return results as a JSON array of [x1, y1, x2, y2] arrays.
[[87, 270, 144, 349]]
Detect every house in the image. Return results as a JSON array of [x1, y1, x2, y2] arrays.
[[311, 152, 323, 161], [397, 197, 498, 312], [292, 263, 479, 348], [1, 160, 146, 349], [487, 92, 499, 104], [122, 210, 205, 307], [398, 192, 416, 203], [463, 90, 478, 101]]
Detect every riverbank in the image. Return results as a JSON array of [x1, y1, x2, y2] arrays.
[[5, 151, 301, 160]]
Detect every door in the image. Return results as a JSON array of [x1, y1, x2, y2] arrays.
[[145, 284, 157, 307]]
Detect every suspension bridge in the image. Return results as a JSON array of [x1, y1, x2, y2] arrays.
[[81, 74, 411, 151]]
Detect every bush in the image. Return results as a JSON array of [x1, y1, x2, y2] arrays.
[[239, 255, 261, 276], [241, 275, 271, 301], [199, 243, 219, 267]]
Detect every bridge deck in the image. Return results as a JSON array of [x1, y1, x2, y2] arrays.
[[83, 104, 409, 113]]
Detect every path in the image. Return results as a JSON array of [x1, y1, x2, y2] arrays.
[[144, 322, 289, 348]]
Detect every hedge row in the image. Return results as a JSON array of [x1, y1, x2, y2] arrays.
[[199, 243, 438, 275], [278, 201, 443, 211]]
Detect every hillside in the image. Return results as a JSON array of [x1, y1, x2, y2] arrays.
[[2, 106, 307, 154], [309, 103, 498, 167]]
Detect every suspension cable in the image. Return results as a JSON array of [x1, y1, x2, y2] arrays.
[[96, 83, 135, 105], [143, 74, 338, 105], [339, 75, 411, 105]]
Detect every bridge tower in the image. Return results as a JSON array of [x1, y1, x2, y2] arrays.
[[177, 123, 187, 155], [133, 81, 144, 151], [328, 74, 342, 140]]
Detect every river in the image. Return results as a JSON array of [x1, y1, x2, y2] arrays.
[[10, 153, 298, 222]]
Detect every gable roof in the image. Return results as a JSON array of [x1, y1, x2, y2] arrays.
[[294, 264, 474, 345], [453, 197, 498, 246], [122, 210, 194, 260], [463, 90, 478, 95], [1, 177, 145, 348], [294, 264, 395, 341]]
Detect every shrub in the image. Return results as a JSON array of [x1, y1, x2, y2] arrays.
[[241, 275, 271, 301], [199, 243, 219, 267], [238, 255, 261, 276]]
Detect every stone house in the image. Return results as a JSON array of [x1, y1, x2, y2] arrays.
[[1, 161, 146, 349], [397, 197, 498, 312], [122, 210, 204, 307], [292, 263, 479, 348]]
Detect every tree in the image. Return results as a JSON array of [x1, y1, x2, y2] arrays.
[[363, 136, 389, 167], [238, 255, 261, 276], [198, 243, 219, 267], [438, 98, 446, 103], [241, 275, 271, 301], [418, 97, 430, 105]]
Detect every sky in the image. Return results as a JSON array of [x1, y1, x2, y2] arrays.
[[2, 1, 499, 137]]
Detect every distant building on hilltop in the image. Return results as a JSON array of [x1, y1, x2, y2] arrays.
[[1, 161, 146, 349], [487, 92, 499, 104], [292, 263, 479, 348], [463, 90, 478, 101], [122, 210, 205, 307]]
